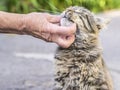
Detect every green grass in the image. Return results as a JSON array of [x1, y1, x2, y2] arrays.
[[0, 0, 120, 13]]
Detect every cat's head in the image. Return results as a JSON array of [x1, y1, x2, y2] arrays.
[[60, 6, 109, 48]]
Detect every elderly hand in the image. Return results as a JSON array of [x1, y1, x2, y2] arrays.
[[24, 13, 76, 48]]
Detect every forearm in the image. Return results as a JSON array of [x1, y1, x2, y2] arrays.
[[0, 11, 26, 34], [0, 11, 76, 48]]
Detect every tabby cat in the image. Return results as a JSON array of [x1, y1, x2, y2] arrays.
[[54, 6, 113, 90]]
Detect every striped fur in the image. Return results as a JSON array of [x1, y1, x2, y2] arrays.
[[54, 6, 113, 90]]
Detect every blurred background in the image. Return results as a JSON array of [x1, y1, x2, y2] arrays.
[[0, 0, 120, 13], [0, 0, 120, 90]]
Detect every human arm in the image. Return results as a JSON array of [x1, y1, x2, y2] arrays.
[[0, 11, 76, 48], [0, 11, 26, 34]]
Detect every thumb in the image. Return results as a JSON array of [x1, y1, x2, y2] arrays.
[[47, 15, 61, 23]]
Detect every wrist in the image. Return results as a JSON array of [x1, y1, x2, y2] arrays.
[[22, 13, 36, 34], [18, 14, 28, 34], [22, 12, 43, 34]]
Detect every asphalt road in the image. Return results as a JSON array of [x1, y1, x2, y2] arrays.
[[0, 10, 120, 90]]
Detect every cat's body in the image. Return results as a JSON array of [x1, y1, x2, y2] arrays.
[[54, 6, 113, 90]]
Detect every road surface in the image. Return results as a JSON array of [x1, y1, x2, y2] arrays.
[[0, 10, 120, 90]]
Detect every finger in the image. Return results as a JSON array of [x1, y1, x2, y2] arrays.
[[47, 14, 61, 23], [55, 34, 75, 48], [47, 23, 76, 35]]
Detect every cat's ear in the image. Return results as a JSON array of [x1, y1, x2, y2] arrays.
[[95, 17, 110, 30]]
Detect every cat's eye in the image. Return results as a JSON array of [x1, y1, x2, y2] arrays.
[[65, 10, 73, 19]]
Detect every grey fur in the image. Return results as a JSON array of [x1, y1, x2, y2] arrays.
[[54, 6, 113, 90]]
